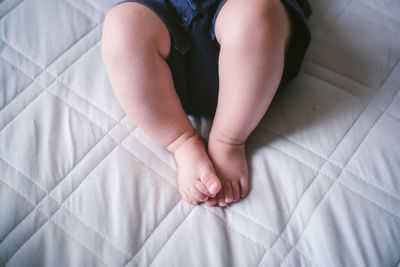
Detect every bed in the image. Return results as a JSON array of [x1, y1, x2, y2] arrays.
[[1, 0, 399, 266]]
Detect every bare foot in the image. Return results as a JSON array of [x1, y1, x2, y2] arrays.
[[172, 133, 222, 204], [206, 133, 249, 207]]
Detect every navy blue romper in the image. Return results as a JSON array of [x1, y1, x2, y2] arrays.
[[117, 0, 312, 116]]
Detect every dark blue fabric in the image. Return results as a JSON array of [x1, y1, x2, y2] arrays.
[[116, 0, 312, 116]]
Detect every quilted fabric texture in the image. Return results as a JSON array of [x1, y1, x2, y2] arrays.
[[1, 0, 400, 266]]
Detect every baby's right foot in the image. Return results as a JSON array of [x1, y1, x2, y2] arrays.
[[171, 132, 221, 204], [206, 130, 249, 207]]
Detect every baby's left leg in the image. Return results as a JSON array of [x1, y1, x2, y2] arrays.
[[206, 0, 291, 206]]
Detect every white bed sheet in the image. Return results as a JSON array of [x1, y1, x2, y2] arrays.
[[0, 0, 399, 266]]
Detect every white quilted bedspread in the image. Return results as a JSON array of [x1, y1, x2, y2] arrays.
[[1, 0, 399, 266]]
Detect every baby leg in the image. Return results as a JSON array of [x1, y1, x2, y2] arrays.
[[102, 3, 221, 204], [206, 0, 291, 206]]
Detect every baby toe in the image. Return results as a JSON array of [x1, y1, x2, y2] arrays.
[[224, 183, 233, 203], [182, 191, 196, 205], [195, 180, 214, 197], [217, 188, 224, 202], [240, 177, 249, 198], [200, 171, 221, 196], [218, 201, 228, 207], [189, 187, 208, 202], [216, 189, 227, 207], [232, 181, 241, 202], [205, 198, 218, 206]]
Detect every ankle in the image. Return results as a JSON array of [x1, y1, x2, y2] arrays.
[[209, 128, 246, 147], [166, 130, 197, 154]]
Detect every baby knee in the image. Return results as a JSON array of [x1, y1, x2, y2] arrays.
[[102, 3, 169, 58], [245, 0, 290, 43], [216, 0, 290, 45]]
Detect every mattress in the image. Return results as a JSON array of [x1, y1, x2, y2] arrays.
[[0, 0, 399, 266]]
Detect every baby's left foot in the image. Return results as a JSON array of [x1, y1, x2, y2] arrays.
[[206, 133, 249, 207]]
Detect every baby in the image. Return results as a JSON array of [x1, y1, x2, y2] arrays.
[[102, 0, 311, 206]]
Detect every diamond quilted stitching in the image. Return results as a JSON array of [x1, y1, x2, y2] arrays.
[[0, 42, 43, 80], [150, 207, 265, 267], [261, 74, 366, 158], [296, 183, 400, 267], [51, 207, 127, 266], [307, 0, 352, 24], [82, 0, 120, 13], [0, 193, 49, 266], [308, 0, 400, 90], [58, 44, 126, 123], [345, 110, 400, 198], [0, 92, 105, 192], [0, 158, 48, 248], [360, 0, 400, 24], [270, 89, 400, 266], [0, 123, 125, 266], [5, 214, 109, 267], [0, 182, 35, 242], [0, 0, 23, 19], [301, 61, 376, 102], [0, 58, 33, 110], [129, 202, 193, 267], [65, 0, 107, 22], [121, 134, 178, 188], [63, 145, 181, 257], [61, 0, 105, 24], [0, 0, 97, 68], [229, 142, 317, 236]]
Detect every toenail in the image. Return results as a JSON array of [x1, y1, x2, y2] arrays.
[[210, 183, 219, 193]]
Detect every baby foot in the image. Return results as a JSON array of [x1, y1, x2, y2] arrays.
[[173, 133, 221, 204], [206, 133, 249, 207]]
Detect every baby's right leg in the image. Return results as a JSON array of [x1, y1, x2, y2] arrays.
[[101, 2, 221, 204]]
